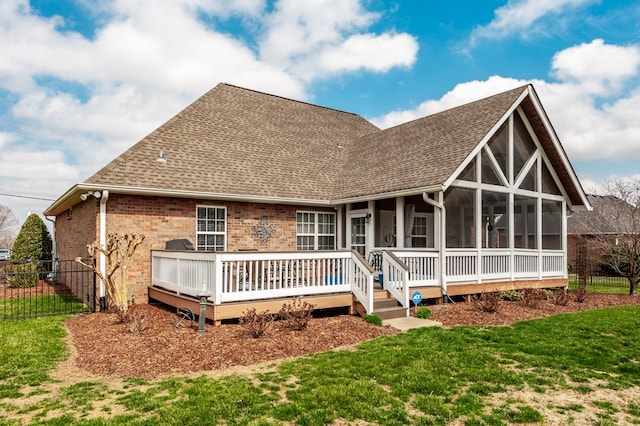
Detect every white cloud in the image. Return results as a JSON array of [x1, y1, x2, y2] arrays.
[[258, 0, 417, 80], [318, 32, 418, 73], [551, 39, 640, 94], [371, 40, 640, 167], [468, 0, 596, 49]]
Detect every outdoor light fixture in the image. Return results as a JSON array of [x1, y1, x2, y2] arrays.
[[80, 191, 102, 201]]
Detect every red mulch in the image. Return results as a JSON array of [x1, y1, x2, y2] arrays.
[[64, 293, 640, 379]]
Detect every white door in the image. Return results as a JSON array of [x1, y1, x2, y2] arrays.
[[350, 215, 367, 256]]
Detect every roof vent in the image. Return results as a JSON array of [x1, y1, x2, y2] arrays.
[[156, 150, 167, 163]]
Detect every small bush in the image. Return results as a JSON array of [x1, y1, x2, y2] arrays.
[[239, 308, 274, 338], [553, 289, 570, 306], [572, 286, 589, 303], [120, 303, 148, 333], [415, 307, 432, 320], [5, 262, 38, 288], [500, 290, 523, 302], [472, 291, 501, 313], [520, 288, 546, 309], [279, 298, 315, 330], [363, 314, 383, 326]]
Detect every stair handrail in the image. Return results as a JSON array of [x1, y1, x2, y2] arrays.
[[381, 250, 410, 313], [350, 250, 375, 314]]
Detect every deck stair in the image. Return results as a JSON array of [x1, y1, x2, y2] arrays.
[[373, 292, 407, 320]]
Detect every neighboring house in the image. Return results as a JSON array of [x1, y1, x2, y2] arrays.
[[567, 194, 631, 264], [45, 83, 591, 321]]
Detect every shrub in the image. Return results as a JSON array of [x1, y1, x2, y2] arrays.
[[500, 290, 522, 302], [4, 262, 38, 288], [415, 307, 432, 320], [520, 288, 546, 309], [239, 308, 274, 338], [279, 298, 315, 330], [572, 286, 589, 303], [363, 314, 383, 326], [553, 289, 570, 306], [10, 214, 52, 279], [120, 302, 148, 333], [472, 291, 501, 313]]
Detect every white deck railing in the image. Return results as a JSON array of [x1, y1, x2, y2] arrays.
[[151, 250, 375, 313], [380, 248, 565, 286]]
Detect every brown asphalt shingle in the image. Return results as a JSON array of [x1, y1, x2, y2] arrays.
[[84, 82, 586, 207]]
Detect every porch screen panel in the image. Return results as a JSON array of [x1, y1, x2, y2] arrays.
[[514, 196, 537, 249], [196, 206, 226, 251], [482, 191, 508, 248], [513, 113, 536, 178], [487, 122, 509, 179], [542, 200, 562, 250], [445, 187, 476, 248]]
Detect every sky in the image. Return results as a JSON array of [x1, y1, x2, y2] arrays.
[[1, 0, 639, 235]]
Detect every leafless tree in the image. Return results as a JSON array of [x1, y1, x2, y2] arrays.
[[0, 204, 19, 248], [593, 178, 640, 295], [76, 233, 145, 320]]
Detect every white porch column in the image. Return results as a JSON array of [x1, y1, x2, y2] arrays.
[[345, 204, 352, 249], [562, 201, 567, 279], [396, 196, 405, 249], [336, 206, 343, 249]]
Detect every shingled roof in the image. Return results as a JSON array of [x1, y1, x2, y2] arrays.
[[45, 82, 590, 216], [334, 85, 527, 200], [85, 83, 378, 202]]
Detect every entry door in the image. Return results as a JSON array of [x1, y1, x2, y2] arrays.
[[350, 216, 367, 256]]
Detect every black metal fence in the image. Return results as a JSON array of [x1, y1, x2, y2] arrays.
[[568, 259, 630, 294], [0, 259, 96, 319]]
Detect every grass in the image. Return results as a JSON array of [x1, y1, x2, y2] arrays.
[[568, 274, 630, 294], [0, 294, 89, 319], [1, 306, 640, 424]]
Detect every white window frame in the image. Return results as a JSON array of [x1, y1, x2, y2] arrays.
[[296, 211, 336, 251], [196, 205, 227, 251]]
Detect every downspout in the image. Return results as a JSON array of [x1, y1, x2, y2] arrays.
[[45, 216, 57, 282], [99, 190, 109, 312], [422, 192, 449, 299]]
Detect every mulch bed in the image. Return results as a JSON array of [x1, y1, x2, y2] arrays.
[[64, 293, 640, 379]]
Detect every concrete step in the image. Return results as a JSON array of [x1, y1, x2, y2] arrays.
[[374, 306, 408, 320]]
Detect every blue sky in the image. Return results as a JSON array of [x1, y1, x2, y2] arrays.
[[1, 0, 639, 234]]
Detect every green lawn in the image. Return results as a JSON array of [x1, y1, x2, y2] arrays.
[[0, 294, 89, 319], [1, 306, 640, 425]]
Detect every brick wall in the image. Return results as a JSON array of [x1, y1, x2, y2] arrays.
[[59, 194, 335, 304]]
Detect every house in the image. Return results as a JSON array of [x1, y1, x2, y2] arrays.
[[568, 194, 634, 270], [44, 83, 591, 321]]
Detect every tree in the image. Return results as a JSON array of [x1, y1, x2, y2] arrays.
[[10, 213, 52, 264], [593, 178, 640, 295], [76, 233, 145, 321], [0, 204, 19, 248]]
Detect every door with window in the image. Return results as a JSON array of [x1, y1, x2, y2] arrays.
[[350, 215, 367, 256]]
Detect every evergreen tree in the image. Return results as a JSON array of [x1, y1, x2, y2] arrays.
[[11, 214, 52, 263]]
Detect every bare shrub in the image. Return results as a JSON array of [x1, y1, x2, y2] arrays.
[[572, 286, 589, 303], [520, 288, 546, 309], [279, 298, 315, 330], [239, 308, 274, 338], [119, 302, 148, 333], [472, 291, 501, 313], [553, 289, 570, 306]]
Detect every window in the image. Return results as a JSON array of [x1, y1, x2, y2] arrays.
[[297, 212, 335, 250], [196, 206, 226, 251], [411, 216, 429, 248]]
